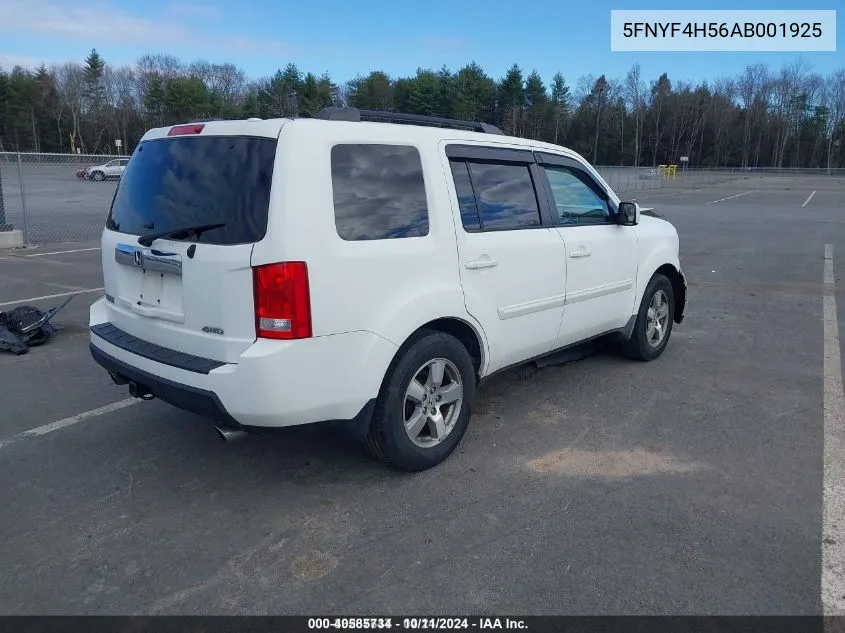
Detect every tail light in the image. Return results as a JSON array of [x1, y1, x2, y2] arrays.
[[253, 262, 312, 339]]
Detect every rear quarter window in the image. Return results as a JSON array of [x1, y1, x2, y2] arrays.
[[106, 136, 277, 245], [330, 143, 429, 241]]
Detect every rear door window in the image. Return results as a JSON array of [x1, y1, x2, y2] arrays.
[[106, 136, 277, 245], [465, 161, 542, 230]]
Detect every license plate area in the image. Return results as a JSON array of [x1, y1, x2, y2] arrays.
[[139, 268, 183, 311], [115, 243, 185, 322]]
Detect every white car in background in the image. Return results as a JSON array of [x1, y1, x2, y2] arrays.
[[86, 158, 129, 181]]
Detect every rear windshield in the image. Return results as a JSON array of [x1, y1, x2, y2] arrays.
[[106, 135, 277, 245]]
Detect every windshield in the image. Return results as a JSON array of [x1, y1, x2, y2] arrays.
[[106, 135, 277, 245]]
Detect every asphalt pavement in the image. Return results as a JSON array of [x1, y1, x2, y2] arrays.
[[0, 174, 843, 615]]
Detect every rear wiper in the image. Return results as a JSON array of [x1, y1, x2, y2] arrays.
[[137, 222, 226, 247]]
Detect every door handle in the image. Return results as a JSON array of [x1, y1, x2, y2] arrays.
[[465, 258, 498, 270], [569, 247, 591, 258]]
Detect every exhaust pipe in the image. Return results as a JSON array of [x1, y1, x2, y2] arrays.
[[109, 371, 128, 386], [214, 425, 248, 443]]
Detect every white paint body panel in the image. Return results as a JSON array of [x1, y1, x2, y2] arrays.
[[555, 224, 639, 347], [90, 297, 398, 426], [100, 230, 259, 364], [631, 215, 683, 310], [90, 116, 684, 429], [455, 225, 568, 375]]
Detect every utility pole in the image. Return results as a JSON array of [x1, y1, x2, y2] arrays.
[[593, 84, 605, 165], [0, 164, 8, 231]]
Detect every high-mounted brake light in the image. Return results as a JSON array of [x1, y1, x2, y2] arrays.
[[253, 262, 312, 340], [167, 124, 205, 136]]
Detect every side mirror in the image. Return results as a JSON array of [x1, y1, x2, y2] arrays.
[[618, 201, 638, 226]]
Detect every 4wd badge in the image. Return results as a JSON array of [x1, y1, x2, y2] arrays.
[[202, 326, 224, 335]]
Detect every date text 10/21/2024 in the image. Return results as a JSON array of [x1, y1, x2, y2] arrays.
[[307, 618, 528, 630]]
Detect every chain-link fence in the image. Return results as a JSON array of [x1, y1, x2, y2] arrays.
[[0, 152, 128, 246], [596, 165, 733, 194], [0, 151, 841, 247]]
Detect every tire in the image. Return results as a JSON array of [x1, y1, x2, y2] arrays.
[[367, 330, 476, 471], [91, 171, 104, 181], [620, 273, 675, 361]]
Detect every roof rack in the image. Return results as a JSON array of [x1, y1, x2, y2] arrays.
[[316, 107, 504, 135]]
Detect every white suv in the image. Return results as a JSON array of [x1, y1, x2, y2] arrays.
[[89, 109, 687, 471], [86, 158, 129, 181]]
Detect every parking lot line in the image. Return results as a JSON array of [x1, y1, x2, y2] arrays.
[[0, 398, 139, 451], [803, 191, 817, 208], [822, 243, 845, 616], [21, 247, 101, 257], [0, 287, 104, 308], [707, 190, 758, 205]]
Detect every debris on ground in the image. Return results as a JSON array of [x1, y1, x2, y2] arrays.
[[0, 297, 73, 355]]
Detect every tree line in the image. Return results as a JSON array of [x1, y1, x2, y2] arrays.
[[1, 49, 843, 169]]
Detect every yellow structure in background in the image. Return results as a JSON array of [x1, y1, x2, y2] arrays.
[[657, 164, 678, 178]]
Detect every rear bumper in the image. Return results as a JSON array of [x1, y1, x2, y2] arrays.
[[88, 298, 397, 429], [90, 343, 240, 425]]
